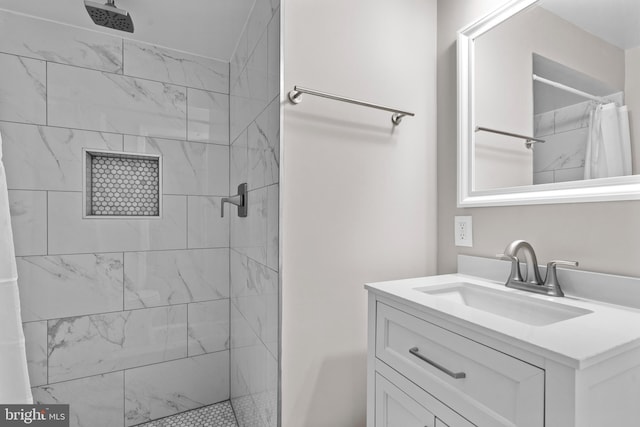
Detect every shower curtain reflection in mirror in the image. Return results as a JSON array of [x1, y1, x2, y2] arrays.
[[531, 54, 634, 185], [585, 102, 633, 179]]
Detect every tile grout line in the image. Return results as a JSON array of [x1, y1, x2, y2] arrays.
[[45, 343, 231, 388], [0, 49, 230, 95], [0, 117, 230, 147], [227, 59, 233, 405], [122, 252, 125, 311], [185, 85, 189, 142], [25, 297, 230, 325], [6, 188, 229, 198], [45, 191, 49, 256], [45, 61, 48, 126], [185, 196, 189, 249], [15, 244, 229, 259], [16, 246, 231, 259], [45, 317, 49, 389], [121, 38, 124, 75], [229, 298, 276, 361], [228, 399, 240, 427], [123, 367, 126, 427]]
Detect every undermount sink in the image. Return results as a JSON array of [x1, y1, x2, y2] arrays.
[[418, 282, 592, 326]]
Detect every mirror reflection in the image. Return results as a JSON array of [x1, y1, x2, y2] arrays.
[[473, 0, 639, 191]]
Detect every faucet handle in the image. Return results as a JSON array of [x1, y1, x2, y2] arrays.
[[496, 253, 523, 283], [547, 260, 579, 268], [544, 260, 579, 297]]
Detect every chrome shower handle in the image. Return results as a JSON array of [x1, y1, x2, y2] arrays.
[[221, 183, 247, 218], [220, 194, 242, 216]]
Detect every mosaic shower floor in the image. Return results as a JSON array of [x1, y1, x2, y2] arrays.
[[135, 401, 238, 427]]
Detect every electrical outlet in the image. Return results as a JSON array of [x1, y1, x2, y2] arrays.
[[454, 216, 473, 247]]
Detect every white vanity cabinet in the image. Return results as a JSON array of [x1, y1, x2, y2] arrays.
[[375, 373, 436, 427], [374, 301, 543, 427], [366, 274, 640, 427], [374, 367, 474, 427]]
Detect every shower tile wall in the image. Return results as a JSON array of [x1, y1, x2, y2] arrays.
[[533, 101, 591, 184], [229, 1, 280, 426], [0, 10, 230, 427], [533, 92, 624, 184]]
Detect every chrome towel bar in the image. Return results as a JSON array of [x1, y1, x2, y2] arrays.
[[288, 85, 415, 125], [475, 126, 545, 149]]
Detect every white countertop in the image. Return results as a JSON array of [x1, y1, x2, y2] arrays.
[[366, 273, 640, 369]]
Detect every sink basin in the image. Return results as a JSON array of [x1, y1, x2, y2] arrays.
[[418, 282, 592, 326]]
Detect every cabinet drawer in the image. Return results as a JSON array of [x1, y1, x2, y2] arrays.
[[375, 302, 544, 427]]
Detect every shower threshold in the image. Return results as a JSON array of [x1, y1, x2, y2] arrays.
[[133, 400, 238, 427]]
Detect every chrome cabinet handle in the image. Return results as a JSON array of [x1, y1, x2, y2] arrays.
[[409, 347, 466, 379]]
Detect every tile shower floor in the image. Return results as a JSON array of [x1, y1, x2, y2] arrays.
[[135, 401, 238, 427]]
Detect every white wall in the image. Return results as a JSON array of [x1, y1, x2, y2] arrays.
[[281, 0, 438, 425], [438, 0, 640, 278]]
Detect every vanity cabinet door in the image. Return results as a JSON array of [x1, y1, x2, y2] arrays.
[[375, 373, 436, 427]]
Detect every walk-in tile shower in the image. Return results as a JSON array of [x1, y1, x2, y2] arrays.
[[0, 0, 280, 425]]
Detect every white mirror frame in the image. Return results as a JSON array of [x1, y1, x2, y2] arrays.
[[457, 0, 640, 207]]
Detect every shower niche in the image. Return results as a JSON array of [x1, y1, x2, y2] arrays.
[[83, 149, 162, 218]]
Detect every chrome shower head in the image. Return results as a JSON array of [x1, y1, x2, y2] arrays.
[[84, 0, 134, 33]]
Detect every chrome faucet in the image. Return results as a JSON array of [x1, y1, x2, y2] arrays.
[[497, 240, 578, 297]]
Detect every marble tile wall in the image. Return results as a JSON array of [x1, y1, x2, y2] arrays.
[[229, 1, 280, 426], [124, 353, 230, 426], [32, 373, 124, 427], [0, 11, 123, 72], [0, 9, 232, 427], [0, 53, 46, 124], [533, 102, 590, 184]]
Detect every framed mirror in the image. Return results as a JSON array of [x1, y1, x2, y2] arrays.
[[458, 0, 640, 207]]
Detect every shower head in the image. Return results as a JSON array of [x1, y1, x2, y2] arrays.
[[84, 0, 134, 33]]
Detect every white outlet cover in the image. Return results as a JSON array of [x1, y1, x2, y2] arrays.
[[454, 216, 473, 247]]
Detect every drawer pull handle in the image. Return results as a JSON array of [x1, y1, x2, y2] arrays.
[[409, 347, 466, 379]]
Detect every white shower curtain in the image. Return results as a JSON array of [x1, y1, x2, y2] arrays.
[[0, 131, 32, 404], [584, 102, 632, 179]]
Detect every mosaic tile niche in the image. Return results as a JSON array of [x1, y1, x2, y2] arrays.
[[84, 149, 162, 217]]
